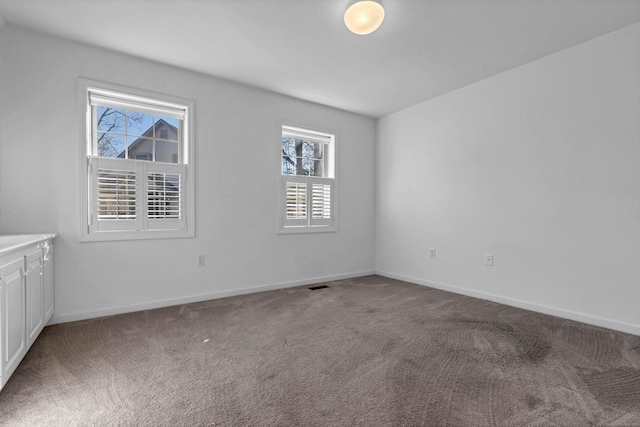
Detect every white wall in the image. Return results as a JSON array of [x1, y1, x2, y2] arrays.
[[2, 23, 638, 335], [376, 23, 640, 335], [0, 27, 376, 322], [0, 24, 5, 232]]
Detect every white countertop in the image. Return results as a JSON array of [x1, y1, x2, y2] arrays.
[[0, 234, 56, 257]]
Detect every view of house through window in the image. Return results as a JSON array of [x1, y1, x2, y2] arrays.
[[279, 125, 336, 232], [96, 106, 180, 163], [81, 81, 194, 241]]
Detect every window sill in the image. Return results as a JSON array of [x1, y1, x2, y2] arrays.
[[80, 228, 194, 242], [277, 225, 338, 235]]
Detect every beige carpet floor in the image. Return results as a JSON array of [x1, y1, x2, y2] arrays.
[[1, 275, 639, 426]]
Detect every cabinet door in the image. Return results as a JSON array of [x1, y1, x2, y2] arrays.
[[43, 241, 54, 323], [0, 257, 26, 388], [25, 250, 44, 349]]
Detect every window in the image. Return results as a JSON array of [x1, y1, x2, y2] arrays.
[[80, 79, 194, 241], [279, 124, 336, 233]]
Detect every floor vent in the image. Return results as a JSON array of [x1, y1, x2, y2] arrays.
[[308, 285, 329, 290]]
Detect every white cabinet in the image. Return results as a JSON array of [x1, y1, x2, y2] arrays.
[[25, 249, 44, 348], [0, 234, 55, 392], [0, 257, 26, 388]]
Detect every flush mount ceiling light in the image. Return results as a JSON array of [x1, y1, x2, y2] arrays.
[[344, 0, 385, 35]]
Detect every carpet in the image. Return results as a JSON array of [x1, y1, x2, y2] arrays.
[[1, 275, 639, 426]]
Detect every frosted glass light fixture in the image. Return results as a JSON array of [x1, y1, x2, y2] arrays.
[[344, 0, 385, 35]]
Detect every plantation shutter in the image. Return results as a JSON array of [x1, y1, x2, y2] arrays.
[[90, 158, 139, 232], [281, 176, 308, 227], [310, 180, 333, 227], [146, 161, 187, 230], [89, 158, 187, 232], [280, 176, 333, 229], [286, 182, 307, 219]]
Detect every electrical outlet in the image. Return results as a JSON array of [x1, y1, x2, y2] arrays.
[[485, 254, 493, 266], [197, 254, 206, 266], [430, 248, 436, 258]]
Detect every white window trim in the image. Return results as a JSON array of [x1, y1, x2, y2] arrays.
[[277, 121, 338, 234], [78, 78, 195, 242]]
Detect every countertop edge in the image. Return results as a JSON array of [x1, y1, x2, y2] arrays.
[[0, 234, 57, 258]]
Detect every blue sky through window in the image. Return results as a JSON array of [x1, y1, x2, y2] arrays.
[[96, 105, 179, 158]]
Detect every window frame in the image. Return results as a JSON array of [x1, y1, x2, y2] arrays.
[[79, 78, 195, 242], [277, 122, 338, 234]]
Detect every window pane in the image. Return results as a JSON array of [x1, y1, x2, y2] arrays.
[[282, 137, 295, 156], [282, 157, 295, 175], [157, 115, 179, 128], [310, 158, 324, 177], [127, 111, 154, 137], [302, 156, 314, 176], [156, 140, 179, 164], [96, 106, 126, 133], [281, 138, 327, 177], [302, 140, 315, 159], [282, 137, 296, 175], [128, 136, 153, 160], [97, 133, 126, 158], [156, 115, 179, 142]]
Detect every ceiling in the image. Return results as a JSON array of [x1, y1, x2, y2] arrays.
[[0, 0, 638, 118]]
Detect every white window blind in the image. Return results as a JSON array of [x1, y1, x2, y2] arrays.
[[282, 126, 332, 145], [89, 90, 186, 120]]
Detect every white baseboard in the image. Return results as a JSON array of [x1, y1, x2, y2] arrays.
[[49, 270, 375, 325], [377, 271, 640, 336], [49, 269, 640, 336]]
